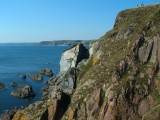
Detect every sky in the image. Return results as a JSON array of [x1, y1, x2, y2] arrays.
[[0, 0, 160, 43]]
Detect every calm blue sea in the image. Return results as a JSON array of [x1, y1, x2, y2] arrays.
[[0, 45, 69, 115]]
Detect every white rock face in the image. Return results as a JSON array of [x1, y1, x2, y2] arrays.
[[59, 43, 88, 72]]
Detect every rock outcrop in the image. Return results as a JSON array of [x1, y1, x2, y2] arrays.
[[11, 82, 17, 86], [11, 85, 35, 98], [0, 82, 7, 90], [45, 70, 77, 95], [0, 82, 5, 88], [59, 43, 88, 73], [12, 86, 70, 120], [44, 43, 88, 96], [29, 74, 43, 81], [19, 74, 26, 79], [38, 69, 53, 76], [62, 3, 160, 120]]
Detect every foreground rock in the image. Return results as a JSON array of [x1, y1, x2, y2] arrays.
[[29, 74, 43, 81], [0, 109, 17, 120], [38, 69, 53, 76], [11, 85, 35, 98], [12, 86, 70, 120]]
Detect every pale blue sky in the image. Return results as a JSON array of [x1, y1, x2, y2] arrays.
[[0, 0, 159, 43]]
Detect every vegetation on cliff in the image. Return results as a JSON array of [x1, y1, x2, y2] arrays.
[[63, 3, 160, 120], [2, 3, 160, 120]]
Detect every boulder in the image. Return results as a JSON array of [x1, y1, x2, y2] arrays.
[[19, 74, 26, 79], [29, 74, 43, 81], [11, 85, 35, 98], [38, 69, 53, 76], [59, 43, 88, 73]]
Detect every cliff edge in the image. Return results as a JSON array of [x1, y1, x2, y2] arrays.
[[62, 3, 160, 120], [9, 3, 160, 120]]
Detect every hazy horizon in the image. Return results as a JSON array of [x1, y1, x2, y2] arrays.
[[0, 39, 96, 44]]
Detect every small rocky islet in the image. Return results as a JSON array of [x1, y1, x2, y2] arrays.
[[1, 3, 160, 120], [0, 82, 7, 90]]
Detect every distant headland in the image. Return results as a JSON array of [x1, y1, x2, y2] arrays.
[[0, 40, 95, 46]]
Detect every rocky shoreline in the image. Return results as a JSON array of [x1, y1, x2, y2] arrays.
[[1, 3, 160, 120], [0, 42, 91, 120]]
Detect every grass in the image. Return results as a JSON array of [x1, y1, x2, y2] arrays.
[[63, 4, 160, 119]]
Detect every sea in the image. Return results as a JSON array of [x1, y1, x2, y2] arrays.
[[0, 45, 69, 115]]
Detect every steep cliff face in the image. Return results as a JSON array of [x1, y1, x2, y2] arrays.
[[62, 4, 160, 120], [11, 3, 160, 120]]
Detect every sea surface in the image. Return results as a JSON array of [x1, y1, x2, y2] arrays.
[[0, 45, 69, 115]]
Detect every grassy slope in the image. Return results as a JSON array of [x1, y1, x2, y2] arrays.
[[66, 3, 160, 119]]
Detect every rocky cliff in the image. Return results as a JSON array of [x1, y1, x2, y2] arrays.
[[62, 3, 160, 120], [9, 3, 160, 120]]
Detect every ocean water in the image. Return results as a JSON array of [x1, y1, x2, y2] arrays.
[[0, 45, 69, 115]]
